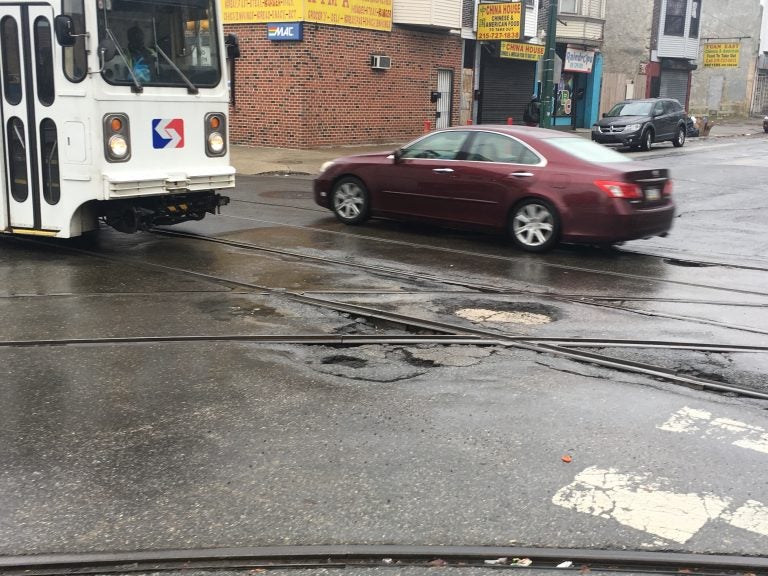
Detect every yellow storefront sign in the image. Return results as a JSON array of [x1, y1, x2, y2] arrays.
[[703, 42, 740, 68], [477, 2, 523, 41], [222, 0, 393, 32], [500, 41, 544, 61]]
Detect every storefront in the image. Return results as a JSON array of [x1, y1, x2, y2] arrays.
[[477, 41, 541, 124], [550, 44, 602, 129]]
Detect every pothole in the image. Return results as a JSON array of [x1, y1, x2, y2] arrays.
[[321, 355, 368, 368], [663, 258, 715, 268], [455, 308, 552, 325]]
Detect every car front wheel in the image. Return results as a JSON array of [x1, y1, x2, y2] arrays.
[[331, 176, 370, 225], [672, 125, 686, 147], [640, 129, 654, 151], [509, 199, 560, 253]]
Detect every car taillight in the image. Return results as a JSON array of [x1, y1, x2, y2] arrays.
[[594, 180, 643, 199], [662, 180, 673, 197]]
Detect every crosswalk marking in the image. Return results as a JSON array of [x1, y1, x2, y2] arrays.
[[553, 466, 768, 543], [658, 406, 768, 455]]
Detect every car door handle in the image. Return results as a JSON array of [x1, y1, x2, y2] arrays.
[[432, 168, 454, 174], [510, 171, 534, 177]]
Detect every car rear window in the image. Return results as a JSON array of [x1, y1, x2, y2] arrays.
[[545, 138, 631, 164]]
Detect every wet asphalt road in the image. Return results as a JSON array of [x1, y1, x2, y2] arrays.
[[1, 135, 768, 560]]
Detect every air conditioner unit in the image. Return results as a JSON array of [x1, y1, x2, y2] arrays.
[[370, 55, 391, 70]]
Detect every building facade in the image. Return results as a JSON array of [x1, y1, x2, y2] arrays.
[[599, 0, 702, 114], [688, 0, 761, 117], [550, 0, 605, 128], [225, 0, 463, 148]]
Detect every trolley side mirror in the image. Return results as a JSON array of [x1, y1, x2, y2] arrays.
[[225, 33, 241, 60], [54, 15, 77, 47]]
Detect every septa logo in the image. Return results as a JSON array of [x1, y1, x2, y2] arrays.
[[152, 118, 185, 149]]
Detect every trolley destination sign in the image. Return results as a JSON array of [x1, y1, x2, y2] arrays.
[[703, 42, 740, 68], [477, 1, 524, 41]]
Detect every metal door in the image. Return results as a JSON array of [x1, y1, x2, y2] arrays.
[[0, 4, 59, 233], [435, 69, 452, 129]]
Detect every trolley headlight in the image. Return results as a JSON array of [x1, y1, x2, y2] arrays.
[[109, 135, 129, 158], [103, 114, 131, 163], [208, 132, 225, 154], [205, 113, 227, 157]]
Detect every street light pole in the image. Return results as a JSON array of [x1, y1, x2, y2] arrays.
[[539, 0, 558, 129]]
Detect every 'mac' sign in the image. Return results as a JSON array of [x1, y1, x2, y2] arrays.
[[267, 22, 303, 41]]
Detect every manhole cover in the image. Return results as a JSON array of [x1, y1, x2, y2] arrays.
[[455, 308, 552, 325]]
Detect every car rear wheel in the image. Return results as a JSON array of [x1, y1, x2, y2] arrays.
[[331, 177, 370, 225], [672, 125, 686, 147], [509, 199, 560, 253], [640, 129, 654, 151]]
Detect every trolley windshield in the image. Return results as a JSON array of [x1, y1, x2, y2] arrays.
[[97, 0, 221, 90]]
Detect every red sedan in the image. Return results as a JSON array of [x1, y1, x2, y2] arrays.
[[313, 126, 674, 252]]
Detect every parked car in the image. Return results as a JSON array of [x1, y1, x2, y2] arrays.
[[592, 98, 688, 150], [314, 126, 675, 253]]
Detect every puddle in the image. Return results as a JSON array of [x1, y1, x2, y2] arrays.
[[664, 258, 716, 268]]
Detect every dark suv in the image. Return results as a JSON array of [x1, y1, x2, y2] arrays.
[[592, 98, 688, 150]]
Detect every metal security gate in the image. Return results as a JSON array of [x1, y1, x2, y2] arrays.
[[659, 69, 690, 108], [435, 69, 453, 129], [479, 55, 536, 124], [752, 73, 768, 115]]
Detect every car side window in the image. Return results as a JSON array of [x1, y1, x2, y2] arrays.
[[400, 131, 468, 160], [465, 133, 539, 164], [654, 101, 665, 116]]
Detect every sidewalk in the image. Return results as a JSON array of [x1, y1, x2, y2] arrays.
[[230, 116, 766, 176]]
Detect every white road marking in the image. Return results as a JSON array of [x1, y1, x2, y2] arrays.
[[658, 407, 768, 455], [723, 500, 768, 537], [552, 466, 729, 543], [553, 466, 768, 542]]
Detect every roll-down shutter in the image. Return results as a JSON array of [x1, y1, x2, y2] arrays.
[[659, 70, 689, 108], [479, 55, 536, 124]]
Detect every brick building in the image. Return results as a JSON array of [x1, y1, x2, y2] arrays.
[[224, 1, 464, 148]]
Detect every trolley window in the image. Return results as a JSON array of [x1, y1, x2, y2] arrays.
[[40, 119, 61, 205], [62, 0, 87, 82], [97, 0, 222, 90], [1, 17, 23, 106], [8, 117, 29, 203], [34, 17, 56, 106]]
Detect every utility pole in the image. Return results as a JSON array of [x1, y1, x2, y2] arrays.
[[539, 0, 558, 128]]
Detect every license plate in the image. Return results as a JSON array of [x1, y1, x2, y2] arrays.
[[645, 187, 661, 201]]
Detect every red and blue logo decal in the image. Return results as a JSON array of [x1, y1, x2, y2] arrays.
[[152, 118, 185, 149]]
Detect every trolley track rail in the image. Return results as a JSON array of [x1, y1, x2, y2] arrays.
[[4, 234, 767, 401], [152, 229, 768, 337], [224, 198, 768, 275]]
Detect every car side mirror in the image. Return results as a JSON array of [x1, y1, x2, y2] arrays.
[[54, 15, 77, 47], [602, 112, 607, 118], [393, 149, 404, 163]]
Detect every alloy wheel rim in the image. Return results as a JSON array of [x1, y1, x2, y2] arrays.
[[334, 182, 364, 219], [513, 204, 554, 247]]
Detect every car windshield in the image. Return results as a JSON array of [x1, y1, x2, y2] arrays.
[[545, 137, 630, 163], [96, 0, 221, 89], [606, 101, 654, 116]]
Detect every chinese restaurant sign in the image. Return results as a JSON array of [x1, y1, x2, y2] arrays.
[[500, 41, 545, 61], [703, 43, 740, 68], [477, 2, 524, 41], [223, 0, 392, 32]]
